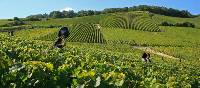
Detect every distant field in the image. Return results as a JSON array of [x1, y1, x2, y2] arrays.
[[27, 14, 109, 26], [102, 26, 200, 47], [0, 19, 11, 26], [153, 14, 200, 28]]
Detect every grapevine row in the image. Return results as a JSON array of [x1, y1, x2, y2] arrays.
[[100, 13, 161, 32]]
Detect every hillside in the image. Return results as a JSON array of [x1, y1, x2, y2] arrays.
[[0, 11, 200, 87]]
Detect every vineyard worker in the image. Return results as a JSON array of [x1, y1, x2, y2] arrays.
[[54, 27, 70, 49], [58, 27, 70, 39], [54, 37, 65, 48], [54, 27, 70, 48], [10, 31, 14, 36], [147, 53, 151, 62], [142, 52, 151, 62]]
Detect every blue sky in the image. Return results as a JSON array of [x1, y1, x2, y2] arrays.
[[0, 0, 199, 19]]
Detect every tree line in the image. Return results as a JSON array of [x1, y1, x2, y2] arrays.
[[26, 10, 102, 21], [26, 5, 195, 21], [160, 21, 195, 28], [1, 17, 25, 27]]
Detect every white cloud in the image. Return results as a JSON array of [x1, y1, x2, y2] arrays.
[[60, 7, 73, 11]]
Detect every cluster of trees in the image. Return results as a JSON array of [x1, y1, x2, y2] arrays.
[[49, 10, 76, 18], [12, 17, 25, 26], [129, 5, 193, 18], [26, 13, 48, 21], [103, 7, 129, 13], [26, 10, 102, 21], [160, 21, 195, 28], [1, 17, 25, 27], [102, 5, 194, 18], [26, 5, 194, 20]]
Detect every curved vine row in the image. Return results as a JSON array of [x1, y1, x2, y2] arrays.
[[100, 13, 161, 32], [37, 23, 106, 43]]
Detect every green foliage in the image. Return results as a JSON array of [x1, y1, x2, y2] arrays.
[[26, 13, 48, 21], [160, 21, 174, 26], [128, 5, 193, 18], [0, 34, 199, 87], [0, 17, 25, 28], [49, 11, 64, 18], [62, 10, 76, 18], [12, 17, 25, 26], [160, 21, 195, 28], [175, 22, 195, 28], [1, 8, 200, 88]]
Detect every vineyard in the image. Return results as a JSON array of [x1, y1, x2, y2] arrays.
[[0, 10, 200, 88], [0, 34, 199, 88]]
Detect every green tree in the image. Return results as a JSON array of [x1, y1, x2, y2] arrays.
[[49, 11, 64, 18], [62, 10, 76, 18], [13, 17, 25, 26]]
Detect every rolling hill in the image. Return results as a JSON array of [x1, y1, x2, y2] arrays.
[[0, 11, 200, 87]]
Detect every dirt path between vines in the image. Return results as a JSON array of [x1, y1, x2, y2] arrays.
[[133, 46, 180, 60]]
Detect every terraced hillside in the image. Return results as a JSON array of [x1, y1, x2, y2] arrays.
[[1, 11, 200, 88], [100, 13, 161, 32]]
